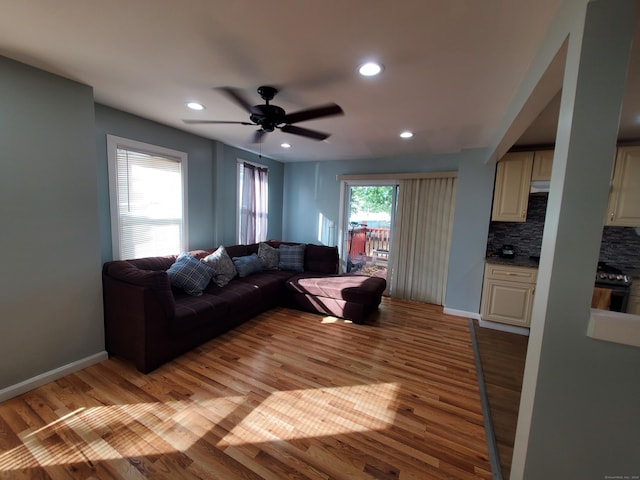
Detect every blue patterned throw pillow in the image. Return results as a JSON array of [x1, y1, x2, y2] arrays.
[[166, 253, 216, 296], [202, 246, 238, 287], [278, 243, 306, 272]]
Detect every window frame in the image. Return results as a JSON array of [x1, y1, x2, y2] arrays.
[[107, 134, 188, 260]]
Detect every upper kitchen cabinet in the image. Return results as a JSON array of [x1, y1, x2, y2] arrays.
[[492, 152, 534, 222], [531, 150, 554, 181], [606, 146, 640, 227]]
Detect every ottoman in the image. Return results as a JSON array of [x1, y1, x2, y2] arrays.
[[285, 273, 386, 324]]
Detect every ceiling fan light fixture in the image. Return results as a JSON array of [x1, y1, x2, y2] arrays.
[[400, 131, 414, 139], [358, 61, 383, 77], [186, 102, 205, 111]]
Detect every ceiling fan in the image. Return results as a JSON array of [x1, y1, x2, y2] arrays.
[[183, 85, 344, 143]]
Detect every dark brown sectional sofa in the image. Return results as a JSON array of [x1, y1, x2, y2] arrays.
[[102, 241, 386, 373]]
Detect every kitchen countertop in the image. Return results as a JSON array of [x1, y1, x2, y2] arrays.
[[485, 255, 540, 268], [486, 255, 640, 278]]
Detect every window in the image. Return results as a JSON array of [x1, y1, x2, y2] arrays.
[[107, 135, 188, 260], [237, 160, 268, 244]]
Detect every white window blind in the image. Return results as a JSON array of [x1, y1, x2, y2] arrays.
[[107, 135, 187, 260]]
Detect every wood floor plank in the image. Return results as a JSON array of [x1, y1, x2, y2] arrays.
[[472, 320, 528, 479], [0, 298, 493, 479]]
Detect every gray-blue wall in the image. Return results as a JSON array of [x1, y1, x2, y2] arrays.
[[283, 153, 461, 245], [0, 57, 104, 389], [214, 143, 284, 247], [445, 150, 496, 313], [95, 105, 217, 262], [94, 105, 285, 262], [513, 1, 640, 477], [282, 151, 495, 314]]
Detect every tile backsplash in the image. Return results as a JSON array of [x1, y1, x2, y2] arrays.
[[487, 193, 548, 258], [487, 193, 640, 271]]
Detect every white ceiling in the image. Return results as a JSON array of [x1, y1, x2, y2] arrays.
[[3, 0, 634, 163]]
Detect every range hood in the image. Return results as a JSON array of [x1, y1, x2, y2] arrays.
[[530, 180, 551, 193]]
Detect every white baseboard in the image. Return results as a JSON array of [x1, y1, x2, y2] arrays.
[[0, 351, 108, 403], [478, 319, 530, 336], [443, 307, 481, 320]]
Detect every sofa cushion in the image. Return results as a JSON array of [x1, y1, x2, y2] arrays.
[[202, 246, 237, 287], [236, 270, 295, 300], [304, 244, 339, 274], [279, 243, 306, 272], [126, 255, 177, 271], [225, 244, 249, 259], [172, 291, 230, 333], [166, 253, 216, 296], [205, 280, 263, 314], [286, 273, 386, 304], [232, 253, 263, 277], [257, 242, 279, 270]]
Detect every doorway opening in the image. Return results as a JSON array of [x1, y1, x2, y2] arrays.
[[341, 183, 398, 280]]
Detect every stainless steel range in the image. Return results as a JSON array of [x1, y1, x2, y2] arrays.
[[595, 262, 632, 312]]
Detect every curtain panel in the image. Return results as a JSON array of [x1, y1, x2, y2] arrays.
[[389, 176, 457, 305], [239, 162, 268, 244]]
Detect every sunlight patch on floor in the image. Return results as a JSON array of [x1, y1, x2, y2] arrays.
[[218, 383, 399, 446], [0, 384, 399, 471]]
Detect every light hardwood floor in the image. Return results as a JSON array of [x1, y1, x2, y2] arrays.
[[0, 298, 492, 479], [472, 321, 528, 479]]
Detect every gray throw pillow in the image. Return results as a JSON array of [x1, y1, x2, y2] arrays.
[[202, 246, 237, 287], [257, 242, 279, 270]]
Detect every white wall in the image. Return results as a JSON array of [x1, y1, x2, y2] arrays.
[[0, 57, 105, 390]]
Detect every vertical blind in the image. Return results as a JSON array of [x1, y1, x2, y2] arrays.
[[114, 147, 184, 260], [389, 176, 457, 305]]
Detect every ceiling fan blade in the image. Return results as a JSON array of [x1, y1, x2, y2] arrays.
[[252, 129, 268, 143], [183, 119, 253, 125], [282, 103, 343, 124], [280, 124, 330, 141], [217, 86, 260, 114]]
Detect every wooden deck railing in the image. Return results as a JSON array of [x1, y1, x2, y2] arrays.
[[347, 226, 390, 257]]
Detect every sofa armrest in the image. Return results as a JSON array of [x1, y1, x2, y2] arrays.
[[102, 260, 176, 316], [102, 261, 178, 372]]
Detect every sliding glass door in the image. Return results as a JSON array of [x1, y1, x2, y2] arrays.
[[340, 182, 398, 278]]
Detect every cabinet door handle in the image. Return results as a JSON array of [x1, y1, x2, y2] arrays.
[[610, 212, 615, 220]]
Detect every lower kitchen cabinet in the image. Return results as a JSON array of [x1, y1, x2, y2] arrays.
[[481, 263, 538, 327]]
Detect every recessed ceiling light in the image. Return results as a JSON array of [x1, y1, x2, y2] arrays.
[[281, 143, 291, 148], [400, 131, 414, 138], [186, 102, 205, 111], [358, 62, 383, 77]]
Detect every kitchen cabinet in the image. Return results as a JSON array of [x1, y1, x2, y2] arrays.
[[531, 150, 554, 181], [492, 150, 553, 222], [492, 152, 533, 222], [481, 263, 537, 327], [606, 146, 640, 227]]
